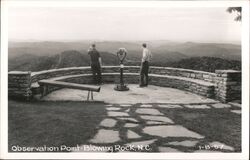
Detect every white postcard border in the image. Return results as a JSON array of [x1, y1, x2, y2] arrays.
[[1, 1, 249, 159]]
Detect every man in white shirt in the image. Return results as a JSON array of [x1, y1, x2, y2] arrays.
[[140, 43, 152, 87]]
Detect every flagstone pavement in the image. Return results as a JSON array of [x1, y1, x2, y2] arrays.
[[38, 84, 241, 153], [76, 102, 241, 153]]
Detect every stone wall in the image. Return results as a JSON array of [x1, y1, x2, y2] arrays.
[[215, 70, 241, 103], [56, 73, 139, 85], [34, 73, 215, 98], [8, 71, 32, 100], [150, 75, 215, 98], [8, 66, 241, 102], [31, 67, 92, 83], [150, 67, 217, 83], [31, 66, 216, 83], [31, 73, 140, 96]]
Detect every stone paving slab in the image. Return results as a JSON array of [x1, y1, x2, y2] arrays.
[[120, 104, 132, 107], [89, 129, 120, 144], [124, 123, 139, 128], [229, 102, 241, 108], [158, 104, 182, 109], [100, 118, 117, 128], [140, 104, 153, 108], [118, 117, 138, 123], [143, 125, 204, 139], [125, 109, 130, 112], [168, 140, 199, 147], [108, 111, 129, 117], [231, 110, 241, 114], [125, 139, 157, 146], [135, 108, 164, 115], [185, 104, 210, 109], [140, 115, 174, 124], [146, 121, 167, 125], [158, 147, 181, 152], [127, 130, 141, 139], [212, 103, 231, 109], [106, 107, 121, 111], [105, 104, 113, 107]]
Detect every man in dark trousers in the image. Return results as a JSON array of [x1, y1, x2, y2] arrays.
[[88, 44, 102, 84], [140, 43, 152, 87]]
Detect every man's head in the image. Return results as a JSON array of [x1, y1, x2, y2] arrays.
[[91, 44, 96, 48], [142, 43, 147, 48]]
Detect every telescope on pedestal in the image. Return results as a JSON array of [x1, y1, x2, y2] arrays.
[[114, 48, 129, 91]]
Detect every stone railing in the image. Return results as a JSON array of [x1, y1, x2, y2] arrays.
[[215, 70, 241, 102], [30, 66, 216, 83], [8, 66, 241, 102]]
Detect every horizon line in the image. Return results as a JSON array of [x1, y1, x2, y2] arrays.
[[8, 39, 241, 45]]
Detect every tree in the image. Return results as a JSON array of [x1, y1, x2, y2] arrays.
[[227, 7, 242, 21]]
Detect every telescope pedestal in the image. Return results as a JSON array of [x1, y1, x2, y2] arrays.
[[114, 64, 129, 91], [114, 84, 129, 91]]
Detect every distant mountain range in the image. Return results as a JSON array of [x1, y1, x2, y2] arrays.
[[8, 50, 118, 72], [167, 57, 241, 72], [8, 40, 241, 72], [156, 42, 241, 60]]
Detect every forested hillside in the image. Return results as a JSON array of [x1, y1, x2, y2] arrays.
[[8, 41, 241, 72]]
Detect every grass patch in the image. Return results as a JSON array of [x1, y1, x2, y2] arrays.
[[157, 105, 241, 152], [8, 100, 106, 152]]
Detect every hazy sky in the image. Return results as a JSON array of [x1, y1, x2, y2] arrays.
[[8, 7, 241, 43]]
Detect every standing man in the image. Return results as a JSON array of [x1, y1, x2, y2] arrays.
[[88, 44, 102, 84], [140, 43, 152, 87]]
